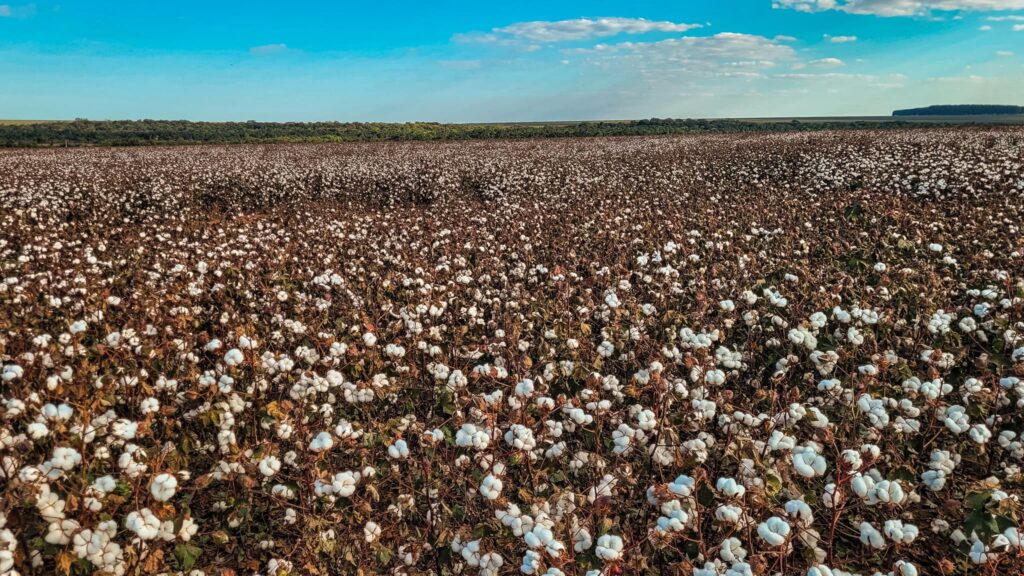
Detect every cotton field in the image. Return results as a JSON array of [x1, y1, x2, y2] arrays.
[[1, 129, 1023, 576]]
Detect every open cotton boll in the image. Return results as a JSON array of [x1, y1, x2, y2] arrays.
[[309, 431, 334, 452], [716, 477, 745, 498], [757, 516, 791, 546], [667, 474, 695, 497], [595, 534, 623, 561], [364, 520, 381, 542], [125, 508, 161, 540], [149, 473, 178, 502], [387, 439, 410, 459], [480, 474, 503, 501], [259, 455, 281, 477], [223, 348, 244, 366], [859, 522, 885, 549], [792, 446, 827, 478]]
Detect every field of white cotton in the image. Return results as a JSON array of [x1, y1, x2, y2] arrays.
[[0, 129, 1023, 576]]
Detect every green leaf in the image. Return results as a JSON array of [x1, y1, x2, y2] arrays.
[[966, 490, 993, 511], [174, 543, 202, 571]]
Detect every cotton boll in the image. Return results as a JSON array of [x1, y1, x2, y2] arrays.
[[309, 431, 334, 452], [858, 522, 885, 549], [125, 508, 161, 540], [667, 474, 695, 497], [480, 474, 503, 501], [259, 455, 281, 478], [716, 477, 745, 498], [149, 473, 178, 502], [364, 520, 381, 542], [223, 348, 244, 366], [595, 534, 623, 561], [757, 516, 791, 546], [387, 439, 410, 459]]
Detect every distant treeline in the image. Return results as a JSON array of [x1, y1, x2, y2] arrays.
[[0, 117, 959, 148], [893, 104, 1024, 116]]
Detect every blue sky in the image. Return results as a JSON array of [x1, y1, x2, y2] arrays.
[[1, 1, 1022, 121]]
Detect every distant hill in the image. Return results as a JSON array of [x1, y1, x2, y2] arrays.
[[893, 104, 1024, 116]]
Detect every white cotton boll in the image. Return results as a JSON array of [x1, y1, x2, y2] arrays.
[[970, 540, 993, 564], [139, 397, 160, 415], [784, 499, 813, 524], [149, 473, 178, 502], [719, 537, 746, 563], [822, 483, 841, 508], [716, 504, 742, 524], [922, 470, 947, 491], [604, 291, 621, 309], [897, 557, 921, 569], [716, 477, 745, 498], [1, 364, 24, 382], [515, 379, 535, 397], [309, 431, 334, 452], [705, 369, 726, 385], [521, 550, 542, 574], [595, 534, 623, 561], [969, 424, 992, 444], [942, 405, 970, 434], [841, 449, 863, 471], [125, 509, 161, 540], [505, 424, 537, 451], [364, 520, 381, 542], [883, 520, 918, 543], [455, 424, 490, 450], [480, 474, 503, 501], [330, 471, 360, 497], [259, 455, 281, 478], [387, 439, 410, 459], [757, 516, 790, 546], [223, 348, 244, 366], [362, 332, 377, 346], [858, 522, 885, 549], [792, 446, 827, 478], [667, 474, 695, 497]]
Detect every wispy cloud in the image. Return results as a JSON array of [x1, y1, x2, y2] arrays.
[[827, 34, 859, 42], [810, 57, 847, 66], [996, 49, 1015, 55], [1015, 23, 1024, 28], [249, 43, 290, 56], [774, 0, 1024, 17], [571, 32, 797, 78], [453, 17, 703, 48], [985, 13, 1024, 18]]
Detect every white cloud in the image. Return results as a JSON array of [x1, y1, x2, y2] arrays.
[[1015, 23, 1024, 28], [980, 24, 994, 28], [827, 34, 859, 41], [985, 13, 1024, 18], [453, 17, 702, 46], [996, 50, 1015, 55], [249, 44, 290, 56], [774, 0, 1024, 16], [810, 57, 847, 66], [0, 5, 11, 17]]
